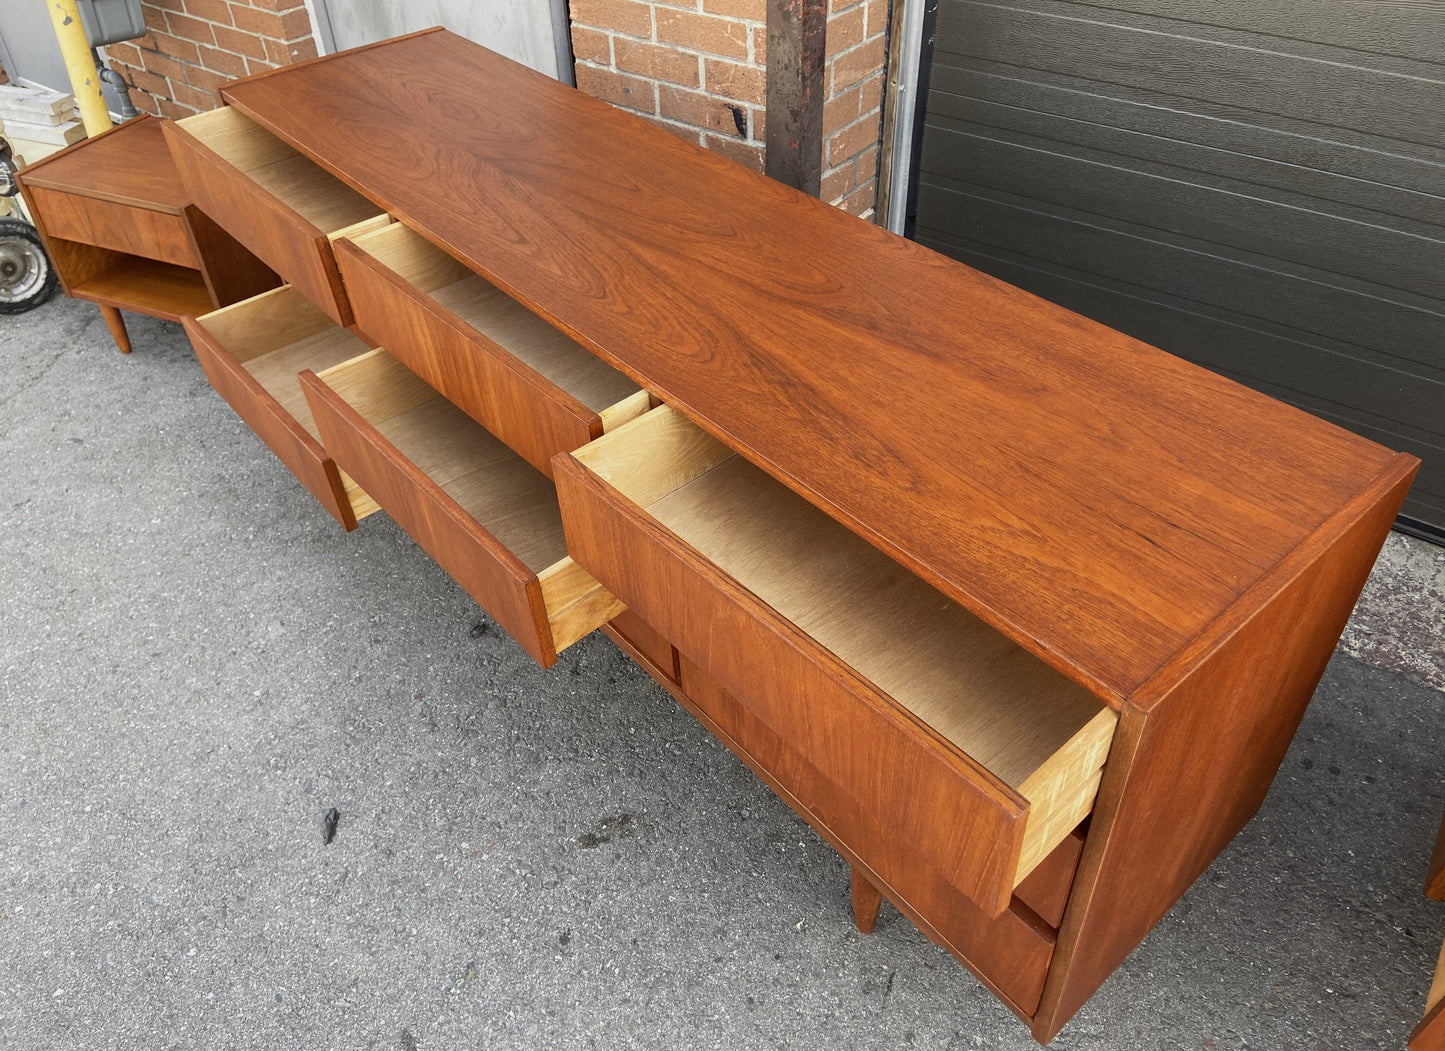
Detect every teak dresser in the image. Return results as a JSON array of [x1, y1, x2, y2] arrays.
[[158, 29, 1419, 1042]]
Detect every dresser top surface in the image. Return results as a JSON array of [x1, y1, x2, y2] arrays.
[[19, 114, 189, 212], [223, 30, 1408, 701]]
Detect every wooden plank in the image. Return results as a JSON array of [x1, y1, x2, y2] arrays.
[[764, 0, 827, 194], [222, 31, 1405, 701], [183, 205, 281, 307], [1427, 811, 1445, 902], [163, 116, 363, 326], [607, 609, 679, 683], [1412, 986, 1445, 1051], [558, 424, 1046, 918], [15, 115, 190, 211], [912, 231, 1445, 529], [70, 259, 215, 321], [0, 83, 75, 121]]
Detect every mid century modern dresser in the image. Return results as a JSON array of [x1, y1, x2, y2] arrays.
[[149, 29, 1416, 1042]]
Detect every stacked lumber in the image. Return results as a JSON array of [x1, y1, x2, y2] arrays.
[[0, 85, 85, 148]]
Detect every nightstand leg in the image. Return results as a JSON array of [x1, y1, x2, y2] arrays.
[[850, 865, 883, 934], [99, 305, 131, 354]]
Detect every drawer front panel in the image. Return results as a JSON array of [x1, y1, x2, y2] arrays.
[[164, 121, 353, 326], [675, 656, 1054, 1015], [29, 187, 198, 269], [301, 370, 557, 666], [183, 316, 357, 529], [555, 456, 1030, 918], [334, 239, 601, 477]]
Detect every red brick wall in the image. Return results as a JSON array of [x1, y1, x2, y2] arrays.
[[569, 0, 888, 218], [570, 0, 770, 173], [102, 0, 319, 119], [820, 0, 886, 218]]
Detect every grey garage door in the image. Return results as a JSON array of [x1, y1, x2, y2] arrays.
[[910, 0, 1445, 538]]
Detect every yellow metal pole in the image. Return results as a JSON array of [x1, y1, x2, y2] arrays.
[[46, 0, 112, 137]]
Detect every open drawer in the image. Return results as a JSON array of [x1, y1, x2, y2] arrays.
[[163, 106, 389, 326], [184, 285, 378, 529], [554, 405, 1118, 918], [333, 222, 651, 477], [300, 349, 625, 667]]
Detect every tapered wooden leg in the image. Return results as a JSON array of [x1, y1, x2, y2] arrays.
[[850, 865, 883, 934], [100, 305, 131, 353]]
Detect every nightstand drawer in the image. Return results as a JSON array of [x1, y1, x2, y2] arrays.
[[164, 107, 388, 325], [24, 186, 199, 269], [555, 405, 1118, 919], [333, 222, 650, 477], [184, 285, 378, 530], [301, 349, 624, 667]]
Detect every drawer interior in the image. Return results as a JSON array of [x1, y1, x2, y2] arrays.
[[195, 285, 375, 513], [348, 222, 644, 421], [574, 406, 1118, 882], [198, 286, 369, 440], [314, 350, 620, 658], [178, 107, 381, 235]]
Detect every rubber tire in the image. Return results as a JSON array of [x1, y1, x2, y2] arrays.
[[0, 217, 58, 314]]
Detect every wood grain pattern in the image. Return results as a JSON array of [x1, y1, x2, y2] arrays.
[[222, 31, 1403, 702], [1032, 454, 1418, 1042], [1012, 826, 1084, 932], [163, 109, 382, 326], [607, 609, 679, 683], [99, 306, 131, 355], [183, 205, 281, 307], [301, 349, 619, 667], [557, 407, 1115, 918], [1413, 986, 1445, 1051], [850, 866, 883, 934], [184, 311, 361, 530], [69, 257, 216, 321], [333, 223, 641, 477], [670, 655, 1056, 1016], [15, 114, 190, 210], [25, 186, 199, 269]]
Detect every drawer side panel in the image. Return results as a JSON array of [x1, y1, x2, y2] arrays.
[[556, 456, 1029, 918], [182, 317, 357, 529], [301, 372, 557, 666], [164, 121, 354, 326]]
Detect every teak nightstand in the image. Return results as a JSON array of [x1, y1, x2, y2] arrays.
[[16, 114, 276, 353], [157, 30, 1418, 1042]]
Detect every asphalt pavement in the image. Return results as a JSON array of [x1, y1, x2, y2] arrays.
[[2, 294, 1443, 1050]]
